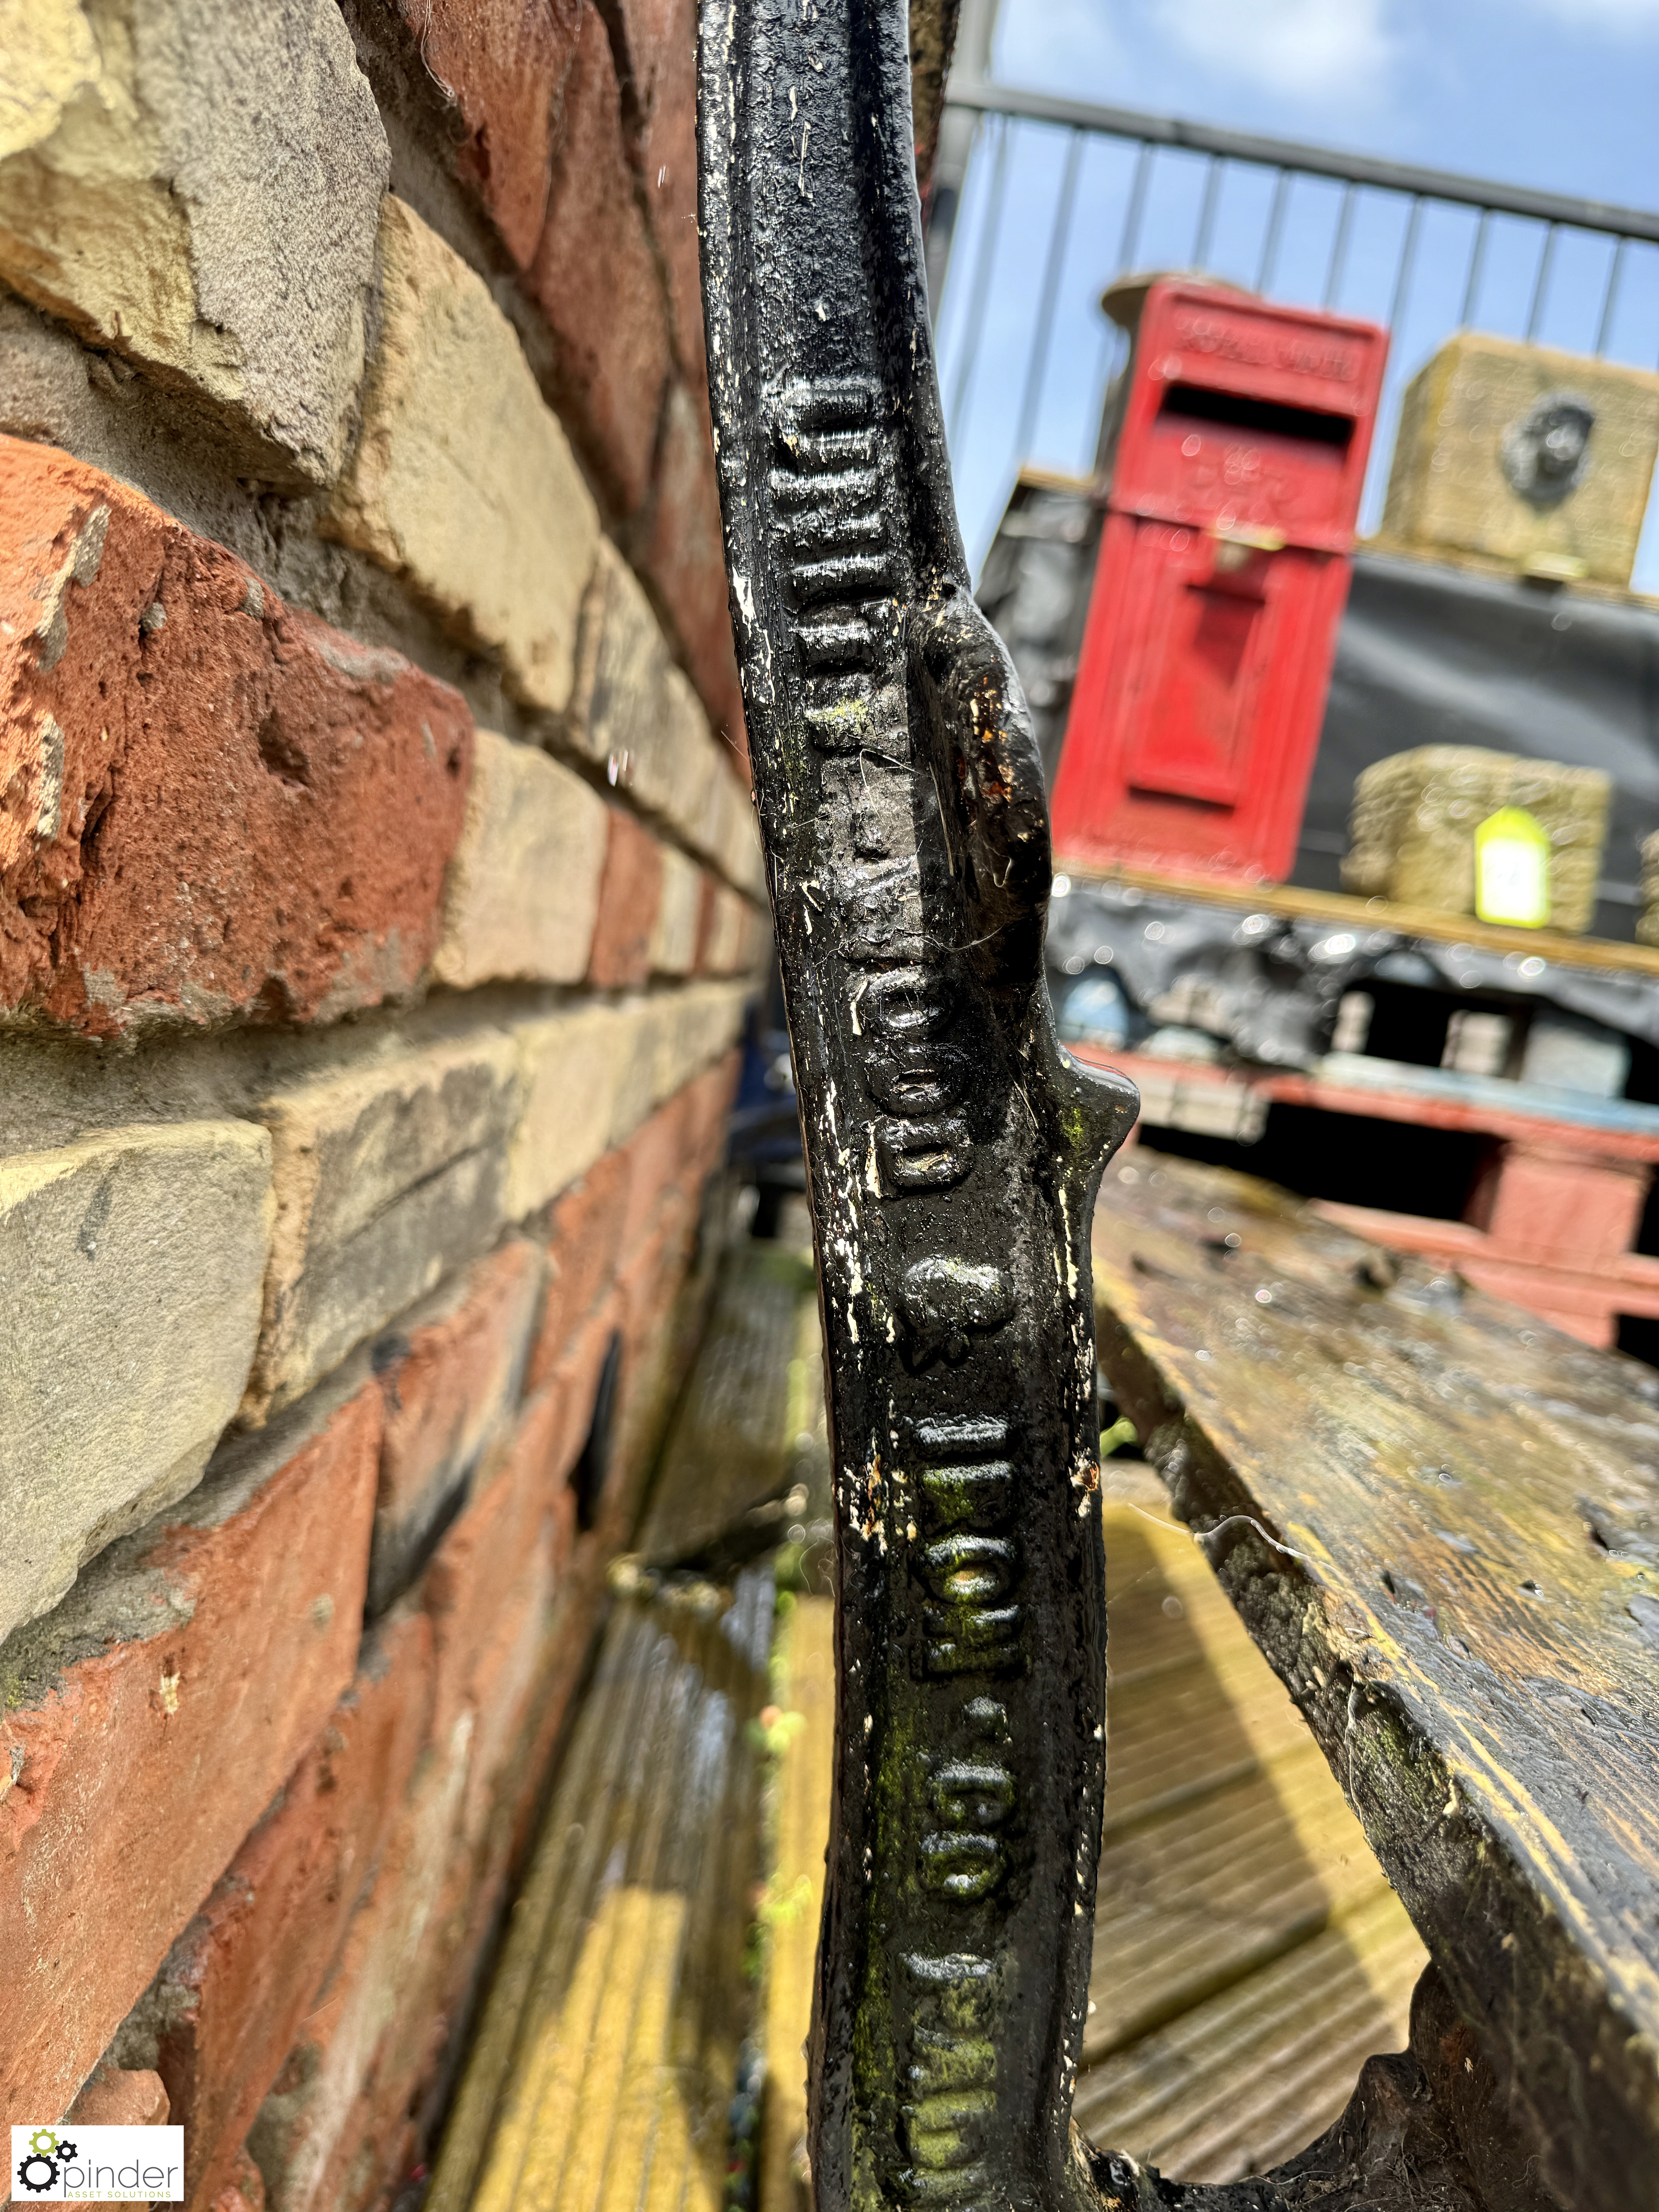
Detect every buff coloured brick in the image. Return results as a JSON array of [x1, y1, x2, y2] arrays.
[[647, 981, 750, 1111], [567, 538, 677, 777], [651, 847, 702, 977], [505, 1001, 644, 1221], [565, 540, 759, 895], [504, 989, 744, 1222], [1, 1120, 273, 1647], [248, 1030, 521, 1419], [632, 659, 720, 852], [0, 1376, 381, 2145], [325, 196, 599, 716], [0, 442, 475, 1035], [432, 731, 608, 990], [0, 0, 387, 485], [702, 883, 759, 977]]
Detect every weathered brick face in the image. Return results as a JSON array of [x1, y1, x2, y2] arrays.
[[390, 0, 584, 268], [0, 0, 767, 2187], [0, 443, 472, 1036], [529, 3, 673, 520]]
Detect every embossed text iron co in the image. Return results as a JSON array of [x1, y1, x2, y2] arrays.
[[697, 5, 1143, 2209]]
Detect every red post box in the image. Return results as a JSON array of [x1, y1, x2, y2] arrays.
[[1049, 279, 1388, 884]]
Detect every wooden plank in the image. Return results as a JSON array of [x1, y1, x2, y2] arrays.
[[1091, 1150, 1659, 2212], [1080, 1045, 1659, 1161], [759, 1595, 835, 2212], [1060, 858, 1659, 979], [1075, 1890, 1429, 2186]]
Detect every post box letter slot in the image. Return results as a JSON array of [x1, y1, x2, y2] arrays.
[[1156, 383, 1355, 449]]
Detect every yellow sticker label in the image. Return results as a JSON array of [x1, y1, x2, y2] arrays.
[[1475, 806, 1551, 928]]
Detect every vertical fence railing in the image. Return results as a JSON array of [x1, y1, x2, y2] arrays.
[[929, 85, 1659, 585]]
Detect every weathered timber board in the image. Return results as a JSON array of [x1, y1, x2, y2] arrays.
[[1091, 1151, 1659, 2212]]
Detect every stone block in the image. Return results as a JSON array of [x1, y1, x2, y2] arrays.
[[651, 847, 702, 977], [145, 1608, 434, 2209], [588, 809, 664, 989], [0, 1377, 381, 2142], [1343, 744, 1609, 932], [326, 196, 599, 717], [367, 1240, 545, 1618], [635, 378, 745, 750], [432, 731, 608, 990], [1381, 331, 1659, 587], [1, 1120, 272, 1647], [0, 441, 475, 1034], [0, 0, 387, 486], [528, 4, 672, 519], [249, 1029, 520, 1419], [388, 0, 582, 268]]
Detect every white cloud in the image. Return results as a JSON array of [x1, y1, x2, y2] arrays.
[[1143, 0, 1399, 101]]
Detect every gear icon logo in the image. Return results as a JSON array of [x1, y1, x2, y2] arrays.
[[16, 2129, 76, 2193]]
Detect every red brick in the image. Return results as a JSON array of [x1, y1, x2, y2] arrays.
[[0, 1384, 381, 2143], [635, 382, 746, 757], [0, 441, 473, 1037], [615, 1081, 692, 1255], [253, 1391, 584, 2212], [368, 1241, 545, 1615], [393, 0, 583, 268], [69, 2066, 170, 2128], [1466, 1137, 1650, 1267], [210, 2151, 266, 2212], [689, 1051, 741, 1170], [526, 1148, 632, 1390], [149, 1609, 434, 2211], [529, 5, 673, 519], [587, 807, 664, 989], [248, 1708, 474, 2212], [422, 1384, 578, 1764], [599, 0, 704, 394], [62, 2067, 175, 2212]]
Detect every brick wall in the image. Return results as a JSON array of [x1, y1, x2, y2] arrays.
[[0, 4, 768, 2207]]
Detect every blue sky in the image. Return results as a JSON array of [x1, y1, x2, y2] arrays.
[[939, 0, 1659, 577]]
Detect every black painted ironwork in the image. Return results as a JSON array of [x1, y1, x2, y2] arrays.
[[697, 3, 1138, 2204], [695, 7, 1544, 2208]]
